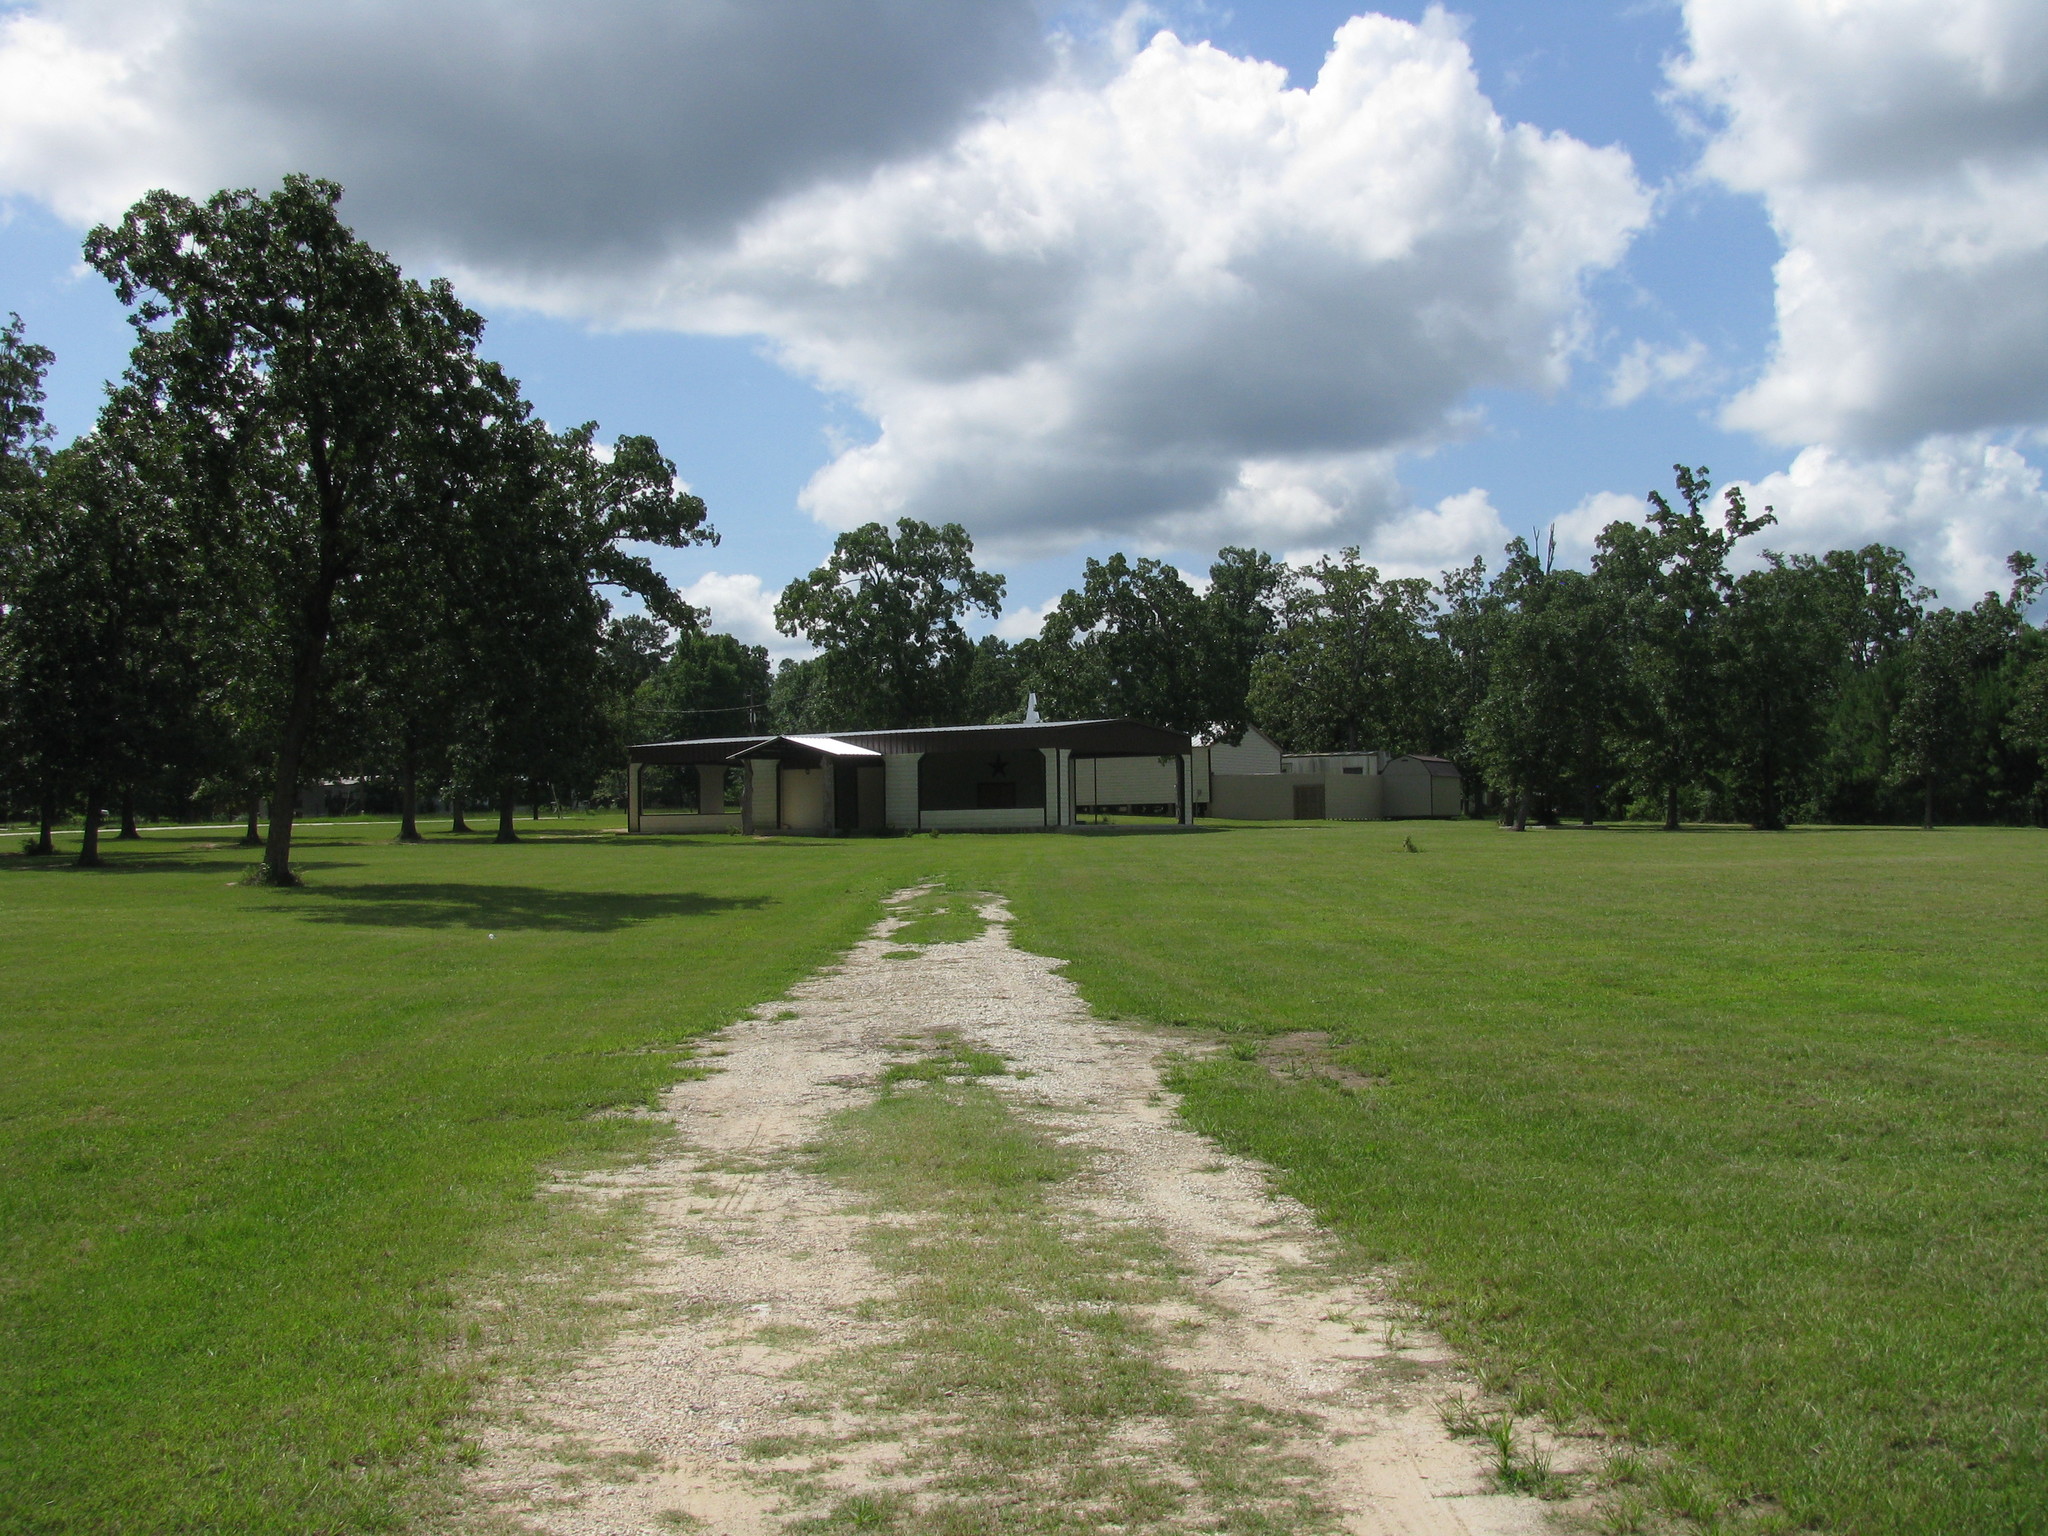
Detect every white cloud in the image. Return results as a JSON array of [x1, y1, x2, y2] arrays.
[[1605, 337, 1709, 407], [1732, 436, 2048, 604], [671, 570, 811, 660], [993, 594, 1064, 642], [1548, 440, 2048, 607], [676, 13, 1648, 555], [1673, 0, 2048, 448], [0, 0, 1048, 261], [477, 10, 1647, 557], [0, 3, 1649, 568], [1274, 487, 1516, 580], [1360, 487, 1515, 580], [1551, 488, 1643, 568]]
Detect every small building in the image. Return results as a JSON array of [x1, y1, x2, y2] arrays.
[[1067, 726, 1287, 816], [626, 719, 1195, 835], [1381, 754, 1465, 818], [1206, 745, 1465, 821]]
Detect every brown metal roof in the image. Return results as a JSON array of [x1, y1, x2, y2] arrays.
[[628, 718, 1190, 765]]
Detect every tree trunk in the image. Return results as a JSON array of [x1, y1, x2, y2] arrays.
[[262, 693, 313, 886], [77, 786, 103, 868], [1759, 765, 1784, 832], [30, 788, 56, 855], [1581, 783, 1597, 826], [1512, 791, 1528, 832], [117, 789, 141, 840], [1923, 774, 1935, 832], [398, 730, 423, 843], [450, 791, 472, 834], [530, 785, 539, 822], [260, 600, 336, 885], [496, 783, 519, 843], [240, 791, 264, 846], [1663, 782, 1680, 832]]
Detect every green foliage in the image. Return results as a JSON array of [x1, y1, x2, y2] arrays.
[[633, 629, 772, 742], [1, 427, 205, 864], [1593, 465, 1775, 827], [1028, 552, 1214, 730], [773, 518, 1005, 729], [1247, 549, 1446, 754], [1468, 539, 1621, 826], [0, 311, 55, 489]]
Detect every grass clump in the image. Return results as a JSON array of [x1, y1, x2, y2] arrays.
[[884, 886, 990, 947], [877, 1035, 1007, 1087]]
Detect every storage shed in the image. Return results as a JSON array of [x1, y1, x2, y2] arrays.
[[1381, 755, 1465, 818], [626, 719, 1195, 834]]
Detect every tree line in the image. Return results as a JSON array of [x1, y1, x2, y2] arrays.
[[742, 478, 2046, 830], [7, 181, 2045, 857], [0, 178, 714, 880]]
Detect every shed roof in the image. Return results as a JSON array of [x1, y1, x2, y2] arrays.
[[1389, 754, 1462, 778], [628, 718, 1190, 767]]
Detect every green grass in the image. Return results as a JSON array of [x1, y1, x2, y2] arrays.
[[883, 885, 991, 947], [5, 815, 2045, 1534], [957, 820, 2048, 1535], [0, 816, 927, 1534]]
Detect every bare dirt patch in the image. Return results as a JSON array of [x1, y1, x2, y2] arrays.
[[461, 893, 1598, 1534]]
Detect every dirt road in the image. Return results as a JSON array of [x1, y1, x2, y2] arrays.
[[465, 891, 1588, 1534]]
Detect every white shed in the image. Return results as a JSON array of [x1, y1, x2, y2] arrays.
[[1382, 755, 1464, 818]]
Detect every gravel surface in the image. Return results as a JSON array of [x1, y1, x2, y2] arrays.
[[462, 893, 1587, 1534]]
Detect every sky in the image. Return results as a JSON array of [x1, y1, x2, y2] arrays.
[[2, 0, 2044, 657]]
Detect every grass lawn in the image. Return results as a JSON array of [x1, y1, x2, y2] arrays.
[[964, 820, 2048, 1534], [0, 816, 929, 1534], [3, 815, 2043, 1533]]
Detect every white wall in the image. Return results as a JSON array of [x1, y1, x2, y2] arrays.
[[1208, 728, 1283, 775], [885, 752, 921, 830], [746, 757, 779, 830], [780, 766, 828, 831], [1383, 757, 1462, 818], [638, 812, 742, 833], [1208, 774, 1295, 819], [1077, 755, 1179, 805], [920, 807, 1049, 831]]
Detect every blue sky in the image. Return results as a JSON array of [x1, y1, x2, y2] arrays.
[[3, 1, 2043, 649]]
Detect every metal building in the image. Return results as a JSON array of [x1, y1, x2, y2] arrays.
[[625, 719, 1195, 834]]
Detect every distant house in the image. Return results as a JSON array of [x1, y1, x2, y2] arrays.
[[626, 718, 1195, 834]]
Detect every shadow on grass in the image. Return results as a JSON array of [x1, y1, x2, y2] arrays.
[[1, 852, 360, 877], [282, 881, 773, 932]]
